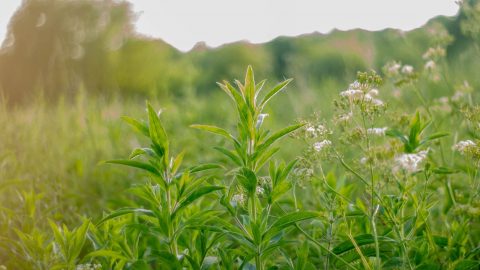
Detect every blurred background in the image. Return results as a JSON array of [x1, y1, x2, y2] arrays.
[[0, 0, 479, 261]]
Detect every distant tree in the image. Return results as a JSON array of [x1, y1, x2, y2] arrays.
[[0, 0, 135, 102]]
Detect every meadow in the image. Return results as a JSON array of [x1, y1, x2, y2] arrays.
[[1, 0, 480, 269]]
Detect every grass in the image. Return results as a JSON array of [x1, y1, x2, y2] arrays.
[[1, 43, 480, 269]]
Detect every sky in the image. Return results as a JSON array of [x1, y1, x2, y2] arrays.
[[1, 0, 460, 52]]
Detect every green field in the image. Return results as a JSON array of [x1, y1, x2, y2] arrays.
[[1, 1, 480, 269]]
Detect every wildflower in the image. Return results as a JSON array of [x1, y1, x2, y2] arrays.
[[384, 61, 402, 76], [76, 264, 102, 270], [256, 186, 265, 195], [394, 150, 428, 173], [338, 112, 353, 122], [401, 65, 414, 75], [231, 193, 245, 207], [422, 46, 445, 60], [424, 60, 436, 71], [368, 89, 379, 96], [305, 124, 316, 136], [453, 140, 477, 155], [360, 157, 369, 164], [313, 140, 332, 152], [305, 123, 329, 138], [367, 127, 388, 136], [340, 89, 364, 102]]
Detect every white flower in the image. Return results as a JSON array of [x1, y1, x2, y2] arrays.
[[76, 264, 102, 270], [451, 91, 465, 102], [367, 127, 388, 136], [360, 157, 368, 164], [256, 186, 265, 195], [401, 65, 414, 75], [313, 140, 332, 152], [368, 89, 379, 96], [394, 150, 428, 173], [338, 112, 353, 122], [453, 140, 477, 155], [384, 61, 402, 76], [372, 98, 384, 106], [231, 194, 245, 207], [340, 89, 364, 101], [424, 60, 436, 71]]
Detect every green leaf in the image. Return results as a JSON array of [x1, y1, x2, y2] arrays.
[[190, 124, 236, 142], [97, 208, 155, 225], [174, 186, 224, 215], [189, 163, 222, 173], [105, 159, 159, 175], [236, 167, 257, 194], [454, 260, 480, 270], [85, 249, 128, 260], [147, 102, 169, 157], [420, 132, 449, 145], [263, 211, 317, 240], [214, 146, 243, 166], [129, 148, 155, 159], [259, 78, 293, 109], [254, 123, 305, 157], [244, 65, 255, 106], [386, 129, 408, 145], [121, 116, 149, 137]]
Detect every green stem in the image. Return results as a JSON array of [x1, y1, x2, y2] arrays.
[[166, 186, 178, 257]]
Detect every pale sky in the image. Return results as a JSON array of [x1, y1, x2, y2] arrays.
[[1, 0, 460, 52]]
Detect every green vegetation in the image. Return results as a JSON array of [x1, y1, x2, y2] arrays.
[[1, 0, 480, 269]]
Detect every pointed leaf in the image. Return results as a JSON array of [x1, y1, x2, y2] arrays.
[[260, 78, 293, 108], [105, 159, 159, 175]]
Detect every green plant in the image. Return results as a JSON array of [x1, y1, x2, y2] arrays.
[[192, 66, 317, 269]]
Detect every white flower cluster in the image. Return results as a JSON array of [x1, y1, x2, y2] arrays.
[[305, 124, 328, 138], [453, 140, 477, 155], [394, 150, 428, 173], [339, 82, 383, 106], [385, 61, 402, 76], [256, 186, 265, 195], [367, 127, 388, 136], [313, 140, 332, 152], [338, 112, 353, 122], [293, 168, 314, 178], [401, 65, 414, 75], [424, 60, 436, 71], [76, 264, 101, 270], [422, 46, 446, 60], [231, 193, 245, 207]]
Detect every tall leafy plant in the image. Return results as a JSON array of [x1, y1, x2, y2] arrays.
[[192, 66, 317, 269]]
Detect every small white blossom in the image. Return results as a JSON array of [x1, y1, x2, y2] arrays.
[[313, 140, 332, 152], [360, 157, 368, 164], [231, 194, 245, 207], [372, 98, 384, 106], [256, 186, 265, 195], [367, 127, 388, 136], [394, 150, 428, 173], [76, 264, 102, 270], [385, 61, 402, 76], [340, 89, 364, 102], [368, 89, 379, 96], [401, 65, 414, 75], [453, 140, 477, 155], [424, 60, 436, 71], [451, 91, 465, 102], [338, 112, 353, 122]]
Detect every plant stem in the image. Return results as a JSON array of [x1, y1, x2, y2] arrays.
[[166, 185, 178, 257]]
